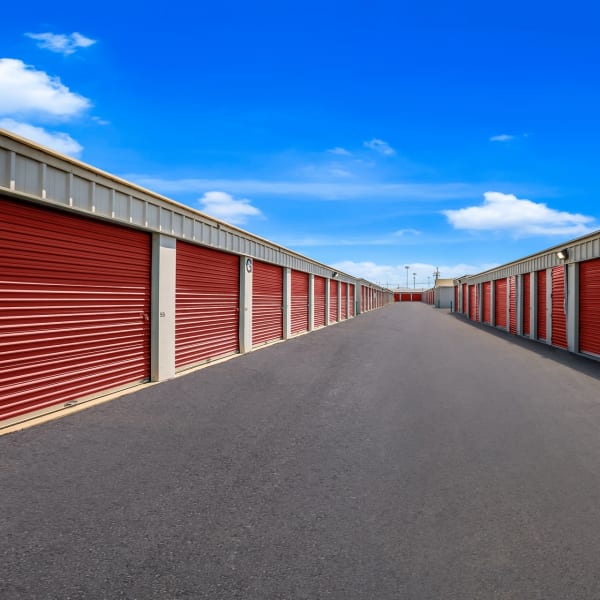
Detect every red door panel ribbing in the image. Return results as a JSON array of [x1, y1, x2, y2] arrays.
[[341, 282, 348, 319], [509, 276, 517, 335], [537, 270, 547, 340], [329, 280, 339, 322], [291, 270, 309, 335], [551, 266, 567, 349], [0, 196, 151, 424], [523, 273, 531, 336], [252, 261, 283, 346], [413, 293, 422, 301], [314, 276, 326, 327], [462, 283, 467, 313], [349, 285, 355, 316], [580, 258, 600, 357], [469, 285, 478, 321], [482, 281, 492, 324], [494, 278, 508, 328], [401, 293, 411, 301], [175, 242, 239, 369], [454, 286, 459, 312]]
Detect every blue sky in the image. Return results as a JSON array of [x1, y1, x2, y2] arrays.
[[2, 1, 599, 288]]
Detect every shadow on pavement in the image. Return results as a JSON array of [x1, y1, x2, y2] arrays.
[[450, 312, 600, 382]]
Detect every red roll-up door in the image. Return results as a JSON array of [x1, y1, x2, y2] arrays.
[[394, 293, 400, 302], [175, 242, 239, 369], [537, 270, 547, 340], [291, 270, 309, 335], [401, 293, 411, 301], [252, 261, 283, 346], [482, 281, 492, 324], [462, 283, 467, 313], [580, 258, 600, 357], [341, 282, 348, 319], [551, 265, 567, 349], [494, 278, 508, 328], [454, 286, 459, 311], [509, 276, 517, 335], [523, 273, 531, 336], [329, 280, 339, 322], [469, 285, 478, 321], [412, 293, 422, 301], [314, 276, 326, 327], [349, 285, 355, 316], [0, 196, 151, 425]]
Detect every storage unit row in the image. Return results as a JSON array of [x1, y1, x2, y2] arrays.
[[0, 131, 388, 428], [453, 232, 600, 360], [393, 292, 422, 302]]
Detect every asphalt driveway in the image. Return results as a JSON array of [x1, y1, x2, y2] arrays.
[[2, 303, 600, 599]]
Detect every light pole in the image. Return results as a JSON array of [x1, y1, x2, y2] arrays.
[[405, 265, 409, 289]]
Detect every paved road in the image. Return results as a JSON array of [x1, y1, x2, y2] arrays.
[[2, 304, 600, 599]]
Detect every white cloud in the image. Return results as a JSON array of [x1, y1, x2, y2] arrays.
[[0, 119, 83, 157], [331, 261, 498, 288], [0, 59, 91, 118], [328, 167, 352, 178], [327, 147, 352, 156], [363, 138, 396, 155], [490, 134, 515, 142], [92, 116, 110, 126], [25, 32, 96, 55], [199, 191, 262, 225], [443, 191, 595, 237], [128, 175, 500, 202], [393, 228, 421, 237]]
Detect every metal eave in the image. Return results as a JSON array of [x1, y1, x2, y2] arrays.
[[456, 229, 600, 285], [0, 129, 368, 288]]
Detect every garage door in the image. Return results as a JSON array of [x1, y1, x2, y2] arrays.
[[454, 286, 459, 312], [329, 280, 339, 322], [509, 276, 517, 335], [522, 273, 531, 336], [580, 258, 600, 357], [349, 285, 355, 316], [314, 276, 326, 328], [341, 282, 348, 319], [291, 270, 309, 335], [482, 281, 492, 324], [551, 266, 567, 349], [0, 197, 151, 424], [494, 278, 507, 328], [537, 269, 547, 340], [462, 283, 467, 313], [175, 242, 239, 369], [252, 261, 283, 346], [469, 285, 478, 321]]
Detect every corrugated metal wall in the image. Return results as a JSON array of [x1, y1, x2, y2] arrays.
[[175, 242, 239, 369], [0, 196, 151, 423], [314, 276, 326, 327], [252, 261, 283, 346], [579, 258, 600, 357], [551, 266, 567, 349], [537, 270, 547, 341], [522, 273, 531, 336], [290, 270, 309, 335]]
